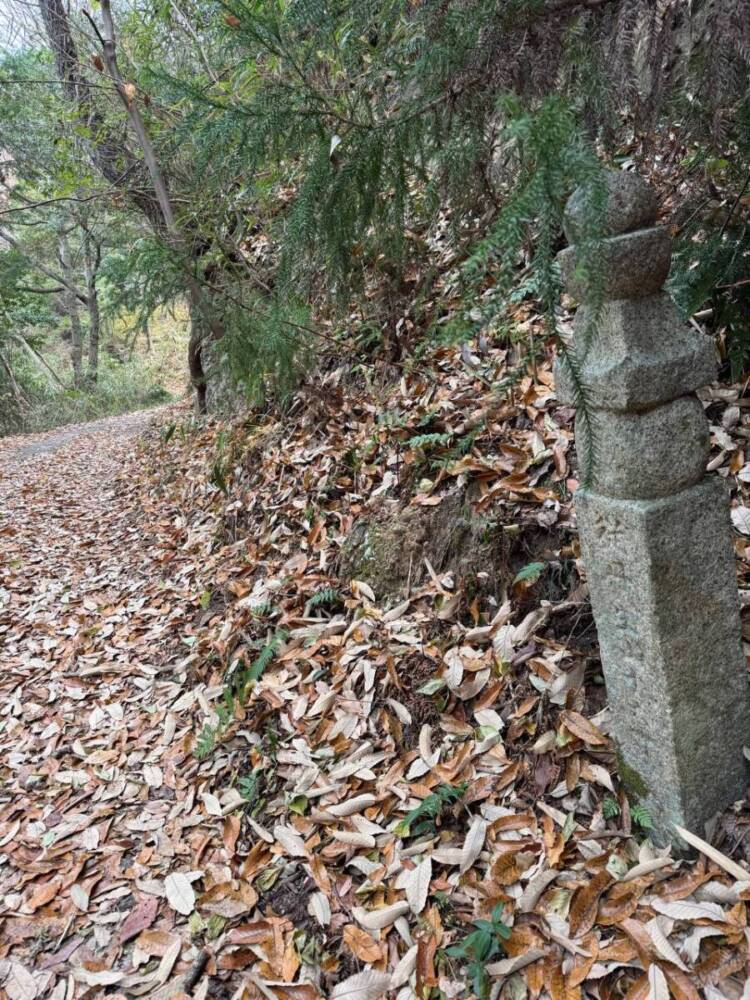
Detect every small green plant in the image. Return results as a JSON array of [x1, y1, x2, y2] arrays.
[[602, 794, 653, 831], [238, 628, 289, 690], [631, 803, 654, 831], [209, 432, 231, 495], [161, 421, 177, 443], [444, 902, 511, 1000], [405, 431, 453, 451], [193, 632, 287, 760], [602, 795, 620, 820], [248, 600, 275, 619], [512, 561, 547, 587], [395, 782, 467, 838], [306, 587, 342, 614], [238, 767, 263, 805], [194, 723, 219, 760]]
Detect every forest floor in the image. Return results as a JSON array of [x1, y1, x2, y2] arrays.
[[2, 347, 750, 1000]]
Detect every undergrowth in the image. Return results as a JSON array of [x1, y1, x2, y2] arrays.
[[194, 627, 289, 760], [2, 360, 173, 436]]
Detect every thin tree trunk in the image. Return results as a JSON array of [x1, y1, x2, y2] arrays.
[[0, 349, 25, 409], [97, 0, 218, 412], [83, 229, 101, 383], [39, 0, 166, 232], [58, 235, 83, 389], [67, 301, 84, 389], [11, 335, 66, 389]]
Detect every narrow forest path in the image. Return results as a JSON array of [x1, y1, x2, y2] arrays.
[[0, 409, 159, 465], [0, 409, 208, 996]]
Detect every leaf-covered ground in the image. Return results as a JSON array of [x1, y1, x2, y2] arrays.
[[3, 344, 750, 1000]]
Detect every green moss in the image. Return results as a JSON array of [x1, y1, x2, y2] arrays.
[[616, 751, 650, 801]]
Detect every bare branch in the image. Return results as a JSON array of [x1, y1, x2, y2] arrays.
[[0, 225, 88, 305]]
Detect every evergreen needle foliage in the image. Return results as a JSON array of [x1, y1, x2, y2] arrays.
[[5, 0, 750, 430]]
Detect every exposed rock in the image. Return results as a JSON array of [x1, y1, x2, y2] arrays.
[[339, 488, 564, 603]]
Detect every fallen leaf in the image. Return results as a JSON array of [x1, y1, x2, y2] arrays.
[[330, 970, 392, 1000], [405, 856, 432, 914], [164, 873, 196, 916]]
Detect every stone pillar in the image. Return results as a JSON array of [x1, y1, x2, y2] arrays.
[[557, 171, 750, 839]]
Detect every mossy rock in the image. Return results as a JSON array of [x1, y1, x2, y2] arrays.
[[340, 487, 564, 602]]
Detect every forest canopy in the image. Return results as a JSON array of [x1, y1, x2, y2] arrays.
[[1, 0, 750, 432]]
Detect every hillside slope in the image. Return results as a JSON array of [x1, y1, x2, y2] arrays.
[[2, 339, 750, 998]]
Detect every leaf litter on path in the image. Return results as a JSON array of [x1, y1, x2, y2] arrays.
[[2, 346, 750, 999]]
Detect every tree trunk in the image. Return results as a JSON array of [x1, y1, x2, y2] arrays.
[[99, 0, 221, 411], [0, 349, 26, 410], [40, 0, 216, 411], [58, 235, 83, 389], [188, 312, 208, 413], [12, 335, 66, 389], [68, 303, 84, 389], [39, 0, 165, 232], [83, 230, 101, 383]]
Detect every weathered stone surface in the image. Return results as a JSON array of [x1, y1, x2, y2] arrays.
[[576, 396, 709, 499], [558, 170, 750, 842], [558, 227, 672, 302], [564, 170, 659, 244], [555, 295, 717, 411], [576, 480, 749, 834]]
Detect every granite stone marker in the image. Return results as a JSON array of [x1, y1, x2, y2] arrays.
[[557, 171, 750, 839]]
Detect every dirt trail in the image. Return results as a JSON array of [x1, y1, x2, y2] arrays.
[[0, 409, 160, 465], [0, 407, 207, 996]]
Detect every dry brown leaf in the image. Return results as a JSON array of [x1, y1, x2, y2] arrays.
[[560, 710, 608, 746], [696, 946, 747, 985], [405, 856, 432, 915], [569, 871, 612, 937], [390, 945, 417, 988], [342, 925, 385, 964], [273, 824, 308, 858], [26, 879, 61, 912], [647, 964, 670, 1000], [329, 970, 391, 1000], [2, 962, 38, 1000], [135, 930, 180, 957], [549, 961, 582, 1000], [459, 816, 487, 874], [662, 966, 703, 1000], [353, 901, 410, 930]]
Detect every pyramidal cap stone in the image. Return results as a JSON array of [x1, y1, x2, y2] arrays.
[[555, 295, 716, 412], [557, 169, 750, 842]]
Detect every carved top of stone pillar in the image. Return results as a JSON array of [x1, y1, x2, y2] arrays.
[[558, 170, 672, 302], [563, 171, 659, 244], [556, 170, 716, 417], [555, 169, 717, 499]]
